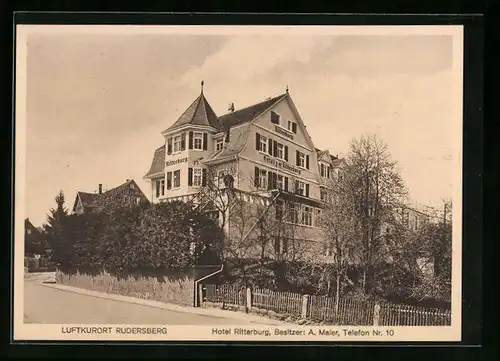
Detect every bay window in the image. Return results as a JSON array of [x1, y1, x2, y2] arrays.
[[193, 132, 204, 150]]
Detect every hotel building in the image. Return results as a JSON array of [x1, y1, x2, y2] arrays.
[[143, 83, 430, 261], [144, 84, 343, 258]]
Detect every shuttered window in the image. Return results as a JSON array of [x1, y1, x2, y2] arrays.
[[271, 111, 280, 125], [173, 170, 181, 188]]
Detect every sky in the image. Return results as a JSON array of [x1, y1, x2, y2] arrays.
[[20, 26, 462, 226]]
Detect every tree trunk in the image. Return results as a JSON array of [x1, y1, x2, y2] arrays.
[[362, 269, 366, 293], [335, 273, 340, 316]]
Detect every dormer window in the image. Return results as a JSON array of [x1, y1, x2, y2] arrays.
[[216, 139, 224, 151]]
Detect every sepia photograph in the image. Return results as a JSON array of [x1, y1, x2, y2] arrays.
[[14, 24, 463, 341]]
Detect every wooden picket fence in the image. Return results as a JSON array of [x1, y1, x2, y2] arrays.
[[379, 302, 451, 326], [252, 288, 303, 317], [308, 295, 375, 325], [204, 283, 246, 306], [201, 283, 451, 326]]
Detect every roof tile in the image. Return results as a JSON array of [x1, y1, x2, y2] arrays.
[[167, 93, 220, 131], [144, 145, 166, 178], [218, 93, 287, 130]]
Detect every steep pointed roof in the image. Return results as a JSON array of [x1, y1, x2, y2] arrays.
[[166, 92, 220, 131]]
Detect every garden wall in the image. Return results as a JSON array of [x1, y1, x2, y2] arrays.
[[56, 265, 221, 307]]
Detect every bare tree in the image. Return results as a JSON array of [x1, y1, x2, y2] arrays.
[[319, 173, 359, 310], [335, 134, 408, 296]]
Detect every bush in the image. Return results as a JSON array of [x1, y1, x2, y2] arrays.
[[54, 201, 223, 275]]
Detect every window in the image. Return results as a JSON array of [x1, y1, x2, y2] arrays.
[[193, 168, 202, 187], [275, 199, 284, 220], [135, 197, 141, 205], [155, 180, 160, 198], [277, 174, 284, 190], [216, 139, 224, 151], [276, 143, 284, 160], [271, 111, 280, 125], [258, 168, 267, 189], [207, 210, 219, 220], [296, 151, 309, 169], [27, 229, 31, 235], [314, 209, 322, 227], [414, 217, 419, 230], [288, 203, 299, 224], [216, 169, 227, 188], [173, 170, 181, 188], [302, 206, 313, 226], [166, 172, 172, 189], [193, 132, 204, 150], [298, 152, 306, 168], [160, 179, 165, 196], [173, 135, 182, 153], [320, 163, 331, 178], [320, 189, 327, 202], [274, 237, 281, 254], [296, 181, 306, 196], [287, 120, 297, 133], [259, 135, 267, 153]]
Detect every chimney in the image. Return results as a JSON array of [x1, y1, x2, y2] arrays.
[[98, 184, 102, 194], [228, 103, 235, 112]]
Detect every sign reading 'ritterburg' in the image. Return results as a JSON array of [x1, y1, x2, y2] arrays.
[[165, 157, 188, 167]]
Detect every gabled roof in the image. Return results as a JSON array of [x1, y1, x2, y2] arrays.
[[218, 93, 287, 130], [25, 218, 41, 235], [166, 92, 220, 132], [144, 145, 166, 179], [73, 179, 150, 214]]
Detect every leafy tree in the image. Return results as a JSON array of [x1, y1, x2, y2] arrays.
[[67, 212, 108, 271]]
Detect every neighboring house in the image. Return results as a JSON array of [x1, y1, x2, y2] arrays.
[[72, 179, 150, 215], [144, 84, 344, 260], [25, 218, 44, 256]]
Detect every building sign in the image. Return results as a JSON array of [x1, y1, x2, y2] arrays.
[[274, 125, 294, 140], [165, 157, 188, 167], [263, 155, 301, 175]]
